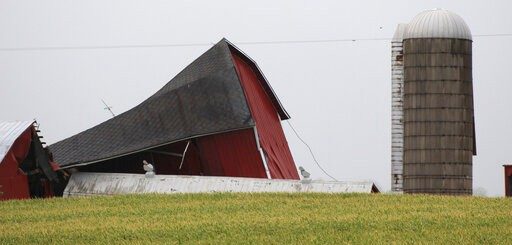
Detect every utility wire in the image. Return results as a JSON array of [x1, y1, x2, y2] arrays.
[[286, 120, 338, 181], [0, 33, 511, 51], [236, 37, 391, 45], [0, 42, 211, 51], [0, 38, 383, 51], [473, 33, 512, 37]]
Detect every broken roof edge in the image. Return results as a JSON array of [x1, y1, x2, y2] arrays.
[[58, 125, 256, 169], [0, 120, 35, 164], [223, 38, 291, 120]]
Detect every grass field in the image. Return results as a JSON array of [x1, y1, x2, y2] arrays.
[[0, 193, 511, 244]]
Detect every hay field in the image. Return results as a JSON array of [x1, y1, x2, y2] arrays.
[[0, 193, 511, 244]]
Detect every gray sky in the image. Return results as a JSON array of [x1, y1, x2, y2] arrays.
[[1, 0, 511, 196]]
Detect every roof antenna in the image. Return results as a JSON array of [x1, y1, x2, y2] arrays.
[[101, 99, 116, 117]]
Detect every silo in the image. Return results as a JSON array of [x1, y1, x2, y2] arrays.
[[391, 24, 408, 192], [401, 9, 476, 195]]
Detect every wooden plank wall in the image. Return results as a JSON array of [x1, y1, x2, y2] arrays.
[[403, 38, 474, 195]]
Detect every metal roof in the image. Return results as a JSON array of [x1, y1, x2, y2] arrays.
[[63, 172, 379, 196], [404, 9, 472, 40], [0, 121, 33, 164], [50, 38, 290, 168]]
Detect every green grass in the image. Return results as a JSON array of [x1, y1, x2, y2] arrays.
[[0, 193, 511, 244]]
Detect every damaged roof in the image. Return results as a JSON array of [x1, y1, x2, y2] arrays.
[[0, 121, 34, 164], [64, 172, 380, 196], [50, 38, 289, 168]]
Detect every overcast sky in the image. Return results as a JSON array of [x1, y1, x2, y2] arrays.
[[1, 0, 511, 196]]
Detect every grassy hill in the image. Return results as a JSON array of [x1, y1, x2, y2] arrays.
[[0, 193, 511, 244]]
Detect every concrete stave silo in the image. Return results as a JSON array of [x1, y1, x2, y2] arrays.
[[392, 9, 476, 195]]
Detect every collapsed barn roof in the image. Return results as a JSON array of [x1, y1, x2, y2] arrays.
[[0, 121, 34, 164], [50, 38, 290, 168]]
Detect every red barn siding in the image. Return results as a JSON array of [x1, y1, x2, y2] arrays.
[[0, 128, 32, 200], [505, 165, 512, 197], [153, 141, 203, 176], [231, 53, 299, 180], [197, 128, 267, 178], [81, 128, 267, 178]]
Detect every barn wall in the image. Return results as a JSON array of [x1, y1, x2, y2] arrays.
[[0, 128, 32, 200], [80, 128, 267, 178], [231, 53, 299, 180], [196, 128, 267, 178], [505, 165, 512, 197]]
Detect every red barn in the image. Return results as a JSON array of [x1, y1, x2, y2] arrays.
[[504, 164, 512, 197], [50, 39, 300, 180], [0, 121, 60, 200]]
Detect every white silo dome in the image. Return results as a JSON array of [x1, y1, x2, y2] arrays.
[[404, 9, 472, 40], [392, 23, 409, 42]]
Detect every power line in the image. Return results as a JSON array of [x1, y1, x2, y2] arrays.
[[0, 38, 385, 51], [473, 33, 512, 37], [0, 42, 211, 51], [0, 33, 511, 51], [286, 120, 338, 181], [236, 37, 391, 45]]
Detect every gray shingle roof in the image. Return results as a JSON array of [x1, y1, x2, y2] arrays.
[[50, 38, 289, 167]]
